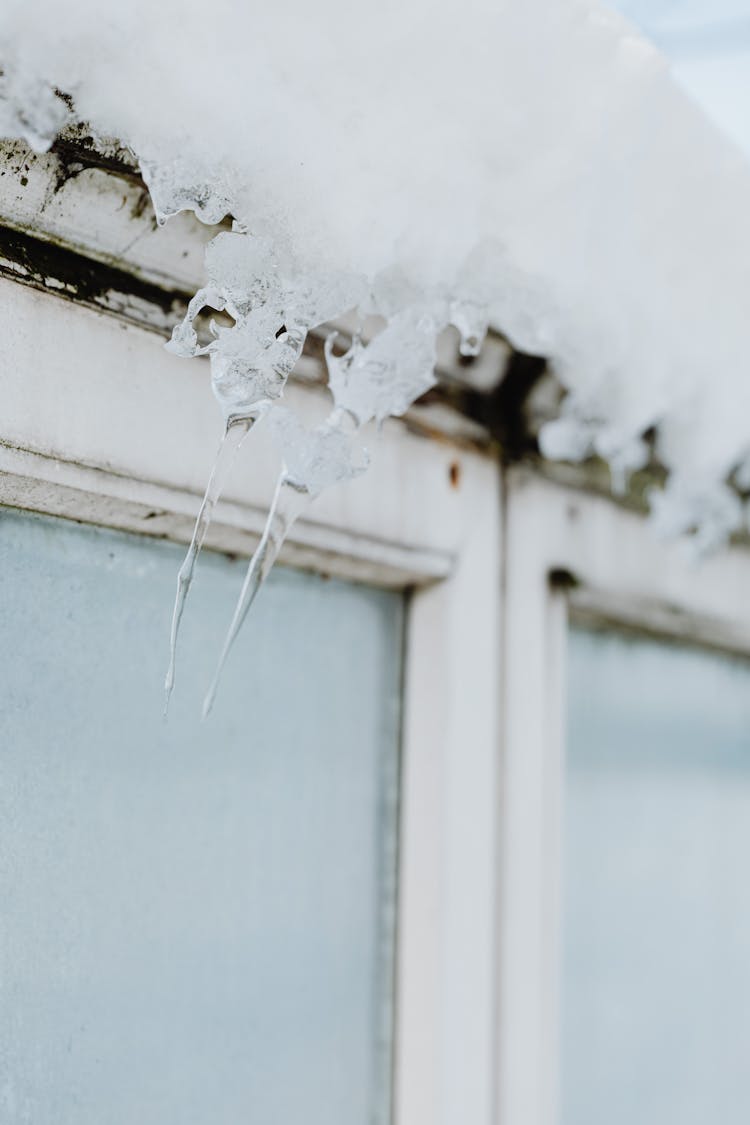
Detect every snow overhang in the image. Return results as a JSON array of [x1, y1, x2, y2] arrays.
[[0, 130, 537, 449], [3, 0, 750, 555]]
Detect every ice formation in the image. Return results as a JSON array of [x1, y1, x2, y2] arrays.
[[203, 407, 369, 714], [3, 0, 750, 699]]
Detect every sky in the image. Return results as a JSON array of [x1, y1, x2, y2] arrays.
[[611, 0, 750, 156]]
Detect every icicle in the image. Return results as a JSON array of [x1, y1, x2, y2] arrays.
[[161, 230, 373, 712], [203, 308, 440, 713], [202, 301, 444, 713], [202, 406, 368, 714], [324, 308, 440, 426], [140, 155, 236, 227], [164, 416, 251, 710], [201, 471, 307, 717], [449, 299, 488, 357]]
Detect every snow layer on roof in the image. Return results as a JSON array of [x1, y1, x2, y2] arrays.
[[3, 0, 750, 555]]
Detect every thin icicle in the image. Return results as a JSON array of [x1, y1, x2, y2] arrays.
[[202, 406, 369, 715], [202, 472, 309, 717], [164, 416, 251, 710]]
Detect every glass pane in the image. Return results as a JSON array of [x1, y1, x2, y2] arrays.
[[0, 508, 403, 1125], [563, 626, 750, 1125]]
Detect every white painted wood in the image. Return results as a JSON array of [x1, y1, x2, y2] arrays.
[[0, 139, 511, 401], [496, 481, 568, 1125], [397, 451, 502, 1125], [0, 443, 449, 589], [497, 465, 750, 1125], [509, 468, 750, 646], [0, 278, 486, 587], [0, 139, 212, 291]]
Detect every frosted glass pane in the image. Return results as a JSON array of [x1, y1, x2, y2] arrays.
[[0, 508, 403, 1125], [563, 627, 750, 1125]]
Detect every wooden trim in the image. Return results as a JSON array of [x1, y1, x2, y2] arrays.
[[0, 137, 508, 449], [0, 278, 498, 588], [396, 452, 502, 1125]]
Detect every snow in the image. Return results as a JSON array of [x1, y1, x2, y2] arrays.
[[2, 0, 750, 678]]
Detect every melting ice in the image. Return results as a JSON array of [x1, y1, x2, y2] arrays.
[[4, 0, 750, 704], [162, 228, 446, 706]]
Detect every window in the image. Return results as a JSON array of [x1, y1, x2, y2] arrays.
[[0, 508, 402, 1123], [0, 210, 502, 1119], [563, 626, 750, 1125], [499, 467, 750, 1125]]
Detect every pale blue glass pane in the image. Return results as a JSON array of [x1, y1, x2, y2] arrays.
[[563, 627, 750, 1125], [0, 508, 403, 1125]]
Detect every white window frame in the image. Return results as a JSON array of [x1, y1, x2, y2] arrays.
[[0, 271, 502, 1125], [498, 464, 750, 1125], [9, 140, 750, 1125]]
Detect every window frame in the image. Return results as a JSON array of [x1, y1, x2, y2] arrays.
[[498, 465, 750, 1125], [10, 138, 750, 1125], [0, 268, 503, 1125]]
